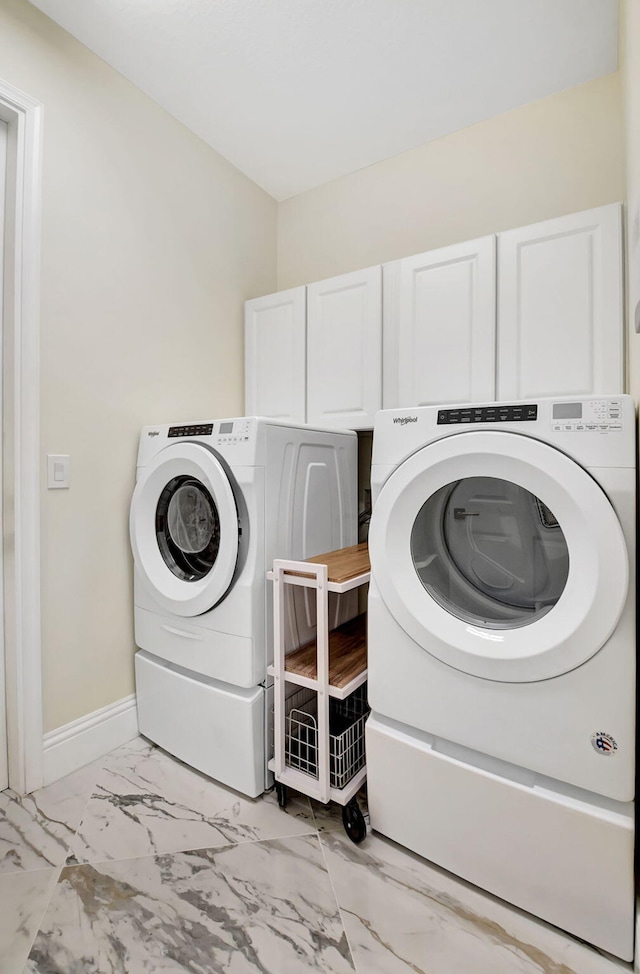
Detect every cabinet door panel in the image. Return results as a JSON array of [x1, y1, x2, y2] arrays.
[[244, 286, 306, 421], [497, 204, 623, 400], [385, 237, 496, 409], [307, 266, 381, 429]]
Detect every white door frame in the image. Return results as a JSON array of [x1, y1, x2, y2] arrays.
[[0, 78, 43, 794]]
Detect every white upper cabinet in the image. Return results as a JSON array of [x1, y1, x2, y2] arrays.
[[306, 266, 382, 429], [245, 286, 306, 422], [383, 236, 496, 409], [244, 205, 624, 429], [497, 203, 623, 401]]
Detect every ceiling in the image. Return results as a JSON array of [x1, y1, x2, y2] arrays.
[[28, 0, 618, 201]]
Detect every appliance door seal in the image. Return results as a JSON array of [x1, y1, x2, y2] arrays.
[[130, 442, 240, 616]]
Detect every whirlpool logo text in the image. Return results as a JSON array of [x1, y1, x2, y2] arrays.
[[392, 416, 418, 426]]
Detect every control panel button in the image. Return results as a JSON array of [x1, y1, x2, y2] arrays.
[[437, 404, 538, 425], [168, 423, 214, 438]]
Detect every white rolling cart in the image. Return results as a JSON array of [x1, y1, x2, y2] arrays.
[[267, 543, 370, 843]]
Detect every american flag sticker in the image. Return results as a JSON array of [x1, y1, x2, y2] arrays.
[[590, 732, 618, 755]]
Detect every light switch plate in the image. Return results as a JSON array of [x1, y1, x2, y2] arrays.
[[47, 454, 70, 489]]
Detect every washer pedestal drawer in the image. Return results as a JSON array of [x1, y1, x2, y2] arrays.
[[135, 650, 265, 798], [366, 713, 635, 962]]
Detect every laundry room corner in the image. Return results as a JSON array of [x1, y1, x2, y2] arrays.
[[0, 0, 279, 788]]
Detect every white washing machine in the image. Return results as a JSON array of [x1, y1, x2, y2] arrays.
[[366, 396, 635, 961], [130, 417, 357, 798]]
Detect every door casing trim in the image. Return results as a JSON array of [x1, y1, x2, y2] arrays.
[[0, 77, 43, 794]]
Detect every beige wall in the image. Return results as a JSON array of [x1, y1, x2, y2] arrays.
[[277, 74, 624, 289], [0, 0, 277, 732], [621, 0, 640, 400]]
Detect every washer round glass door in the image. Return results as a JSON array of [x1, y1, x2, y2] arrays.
[[369, 430, 629, 682], [130, 442, 239, 616], [156, 477, 221, 582]]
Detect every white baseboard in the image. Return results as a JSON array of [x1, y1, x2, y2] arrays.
[[42, 695, 139, 786]]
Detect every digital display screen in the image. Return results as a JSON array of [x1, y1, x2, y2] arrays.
[[219, 422, 234, 434], [552, 403, 582, 420]]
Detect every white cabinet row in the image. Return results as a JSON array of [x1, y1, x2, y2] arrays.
[[245, 203, 623, 429]]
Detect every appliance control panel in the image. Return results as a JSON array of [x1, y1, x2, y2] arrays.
[[166, 419, 253, 445], [551, 399, 623, 433], [168, 423, 214, 438], [437, 404, 537, 425], [215, 418, 251, 445]]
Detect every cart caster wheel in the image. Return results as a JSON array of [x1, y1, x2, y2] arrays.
[[342, 798, 366, 844], [275, 782, 288, 809]]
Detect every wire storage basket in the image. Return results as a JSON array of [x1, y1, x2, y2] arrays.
[[284, 683, 369, 788], [284, 686, 319, 779]]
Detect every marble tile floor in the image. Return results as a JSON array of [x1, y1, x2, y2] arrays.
[[0, 736, 633, 974]]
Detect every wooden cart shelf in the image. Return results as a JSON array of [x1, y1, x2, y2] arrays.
[[304, 542, 370, 583], [278, 613, 367, 692], [267, 542, 370, 594]]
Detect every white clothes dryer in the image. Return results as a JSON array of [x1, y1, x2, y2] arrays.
[[366, 396, 635, 961], [130, 417, 357, 798]]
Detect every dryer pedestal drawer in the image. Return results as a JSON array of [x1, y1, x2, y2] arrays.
[[135, 650, 265, 798], [366, 714, 635, 962], [134, 605, 257, 687]]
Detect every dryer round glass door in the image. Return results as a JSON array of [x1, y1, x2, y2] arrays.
[[369, 430, 629, 682], [412, 476, 570, 629], [130, 442, 240, 616]]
